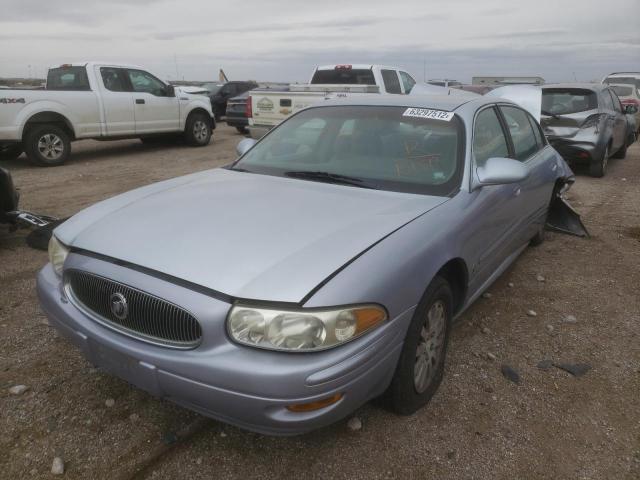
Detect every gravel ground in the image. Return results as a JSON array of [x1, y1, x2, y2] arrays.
[[1, 126, 639, 479]]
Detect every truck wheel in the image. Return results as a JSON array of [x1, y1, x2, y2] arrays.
[[184, 113, 212, 146], [24, 125, 71, 167], [0, 144, 23, 161], [589, 144, 608, 178]]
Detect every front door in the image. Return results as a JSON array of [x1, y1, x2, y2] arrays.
[[126, 69, 180, 134]]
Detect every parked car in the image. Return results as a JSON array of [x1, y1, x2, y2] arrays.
[[0, 63, 215, 166], [224, 92, 250, 134], [38, 93, 585, 435], [248, 64, 418, 138], [210, 81, 258, 121], [609, 83, 640, 135], [602, 72, 640, 90], [540, 83, 637, 177]]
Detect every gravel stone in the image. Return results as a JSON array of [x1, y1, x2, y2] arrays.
[[536, 275, 546, 282], [546, 324, 554, 333], [8, 385, 29, 395], [347, 416, 362, 431], [526, 310, 537, 317], [508, 282, 514, 288], [481, 326, 491, 335], [129, 413, 139, 422], [482, 292, 492, 299], [564, 315, 577, 323], [501, 365, 521, 384], [51, 457, 64, 475], [487, 352, 497, 361], [105, 398, 115, 408]]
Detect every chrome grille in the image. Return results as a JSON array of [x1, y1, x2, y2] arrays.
[[64, 269, 202, 349]]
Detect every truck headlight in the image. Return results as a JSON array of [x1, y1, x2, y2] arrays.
[[48, 235, 69, 276], [227, 304, 387, 351]]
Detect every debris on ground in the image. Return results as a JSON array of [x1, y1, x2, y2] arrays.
[[537, 359, 553, 370], [526, 310, 537, 317], [8, 385, 29, 395], [104, 398, 115, 408], [51, 457, 64, 475], [554, 363, 592, 377], [500, 365, 521, 384], [347, 417, 362, 431]]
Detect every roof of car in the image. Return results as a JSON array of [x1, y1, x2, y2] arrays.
[[542, 83, 607, 91], [319, 93, 495, 112]]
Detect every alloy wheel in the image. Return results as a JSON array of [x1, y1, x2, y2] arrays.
[[414, 300, 447, 393], [37, 133, 64, 160]]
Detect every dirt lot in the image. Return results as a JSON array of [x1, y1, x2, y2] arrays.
[[1, 125, 639, 479]]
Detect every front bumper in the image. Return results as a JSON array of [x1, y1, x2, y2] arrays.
[[36, 254, 409, 435]]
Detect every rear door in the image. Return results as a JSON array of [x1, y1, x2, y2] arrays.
[[126, 69, 179, 133], [96, 66, 135, 136]]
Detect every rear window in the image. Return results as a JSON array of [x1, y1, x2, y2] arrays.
[[610, 85, 633, 97], [47, 67, 90, 91], [542, 89, 598, 115], [604, 76, 640, 89], [310, 68, 376, 85]]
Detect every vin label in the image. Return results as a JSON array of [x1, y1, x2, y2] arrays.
[[403, 108, 454, 121]]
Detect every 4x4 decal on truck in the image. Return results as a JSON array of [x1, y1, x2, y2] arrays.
[[0, 98, 26, 104]]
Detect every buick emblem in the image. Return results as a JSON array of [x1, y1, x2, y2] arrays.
[[110, 292, 128, 320]]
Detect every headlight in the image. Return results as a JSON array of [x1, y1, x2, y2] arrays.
[[48, 235, 69, 276], [227, 304, 387, 352]]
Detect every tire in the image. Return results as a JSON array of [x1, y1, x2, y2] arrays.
[[24, 124, 71, 167], [0, 144, 23, 161], [236, 126, 248, 135], [383, 276, 453, 415], [184, 112, 212, 146], [589, 144, 608, 178]]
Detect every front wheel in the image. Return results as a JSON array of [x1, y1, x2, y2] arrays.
[[24, 125, 71, 167], [589, 144, 608, 178], [612, 140, 628, 159], [184, 113, 212, 146], [383, 276, 452, 415], [0, 144, 23, 161]]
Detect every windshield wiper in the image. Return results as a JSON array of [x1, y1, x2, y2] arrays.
[[541, 110, 561, 119], [284, 170, 376, 189]]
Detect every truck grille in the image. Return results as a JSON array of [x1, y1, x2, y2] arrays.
[[64, 270, 202, 349]]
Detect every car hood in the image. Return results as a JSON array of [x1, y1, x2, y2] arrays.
[[55, 169, 448, 303]]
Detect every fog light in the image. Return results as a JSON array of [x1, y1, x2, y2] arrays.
[[286, 393, 343, 412]]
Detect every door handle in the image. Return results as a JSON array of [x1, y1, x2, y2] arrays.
[[136, 99, 145, 104], [512, 187, 521, 197], [551, 164, 557, 172]]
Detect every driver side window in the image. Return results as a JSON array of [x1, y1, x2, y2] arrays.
[[473, 107, 509, 167], [127, 69, 167, 96]]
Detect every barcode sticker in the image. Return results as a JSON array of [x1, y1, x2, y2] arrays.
[[403, 108, 454, 121]]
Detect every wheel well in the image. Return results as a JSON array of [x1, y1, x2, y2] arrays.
[[187, 108, 215, 129], [23, 112, 75, 140], [436, 259, 468, 315]]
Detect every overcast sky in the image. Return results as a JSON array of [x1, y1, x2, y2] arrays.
[[0, 0, 638, 83]]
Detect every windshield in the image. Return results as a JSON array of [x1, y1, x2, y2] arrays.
[[311, 69, 376, 85], [542, 89, 598, 115], [610, 85, 633, 97], [201, 83, 222, 94], [234, 106, 464, 196]]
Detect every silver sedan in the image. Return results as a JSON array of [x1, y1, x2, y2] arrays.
[[38, 94, 578, 435]]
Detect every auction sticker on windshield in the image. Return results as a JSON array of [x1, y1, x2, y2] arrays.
[[403, 108, 454, 121]]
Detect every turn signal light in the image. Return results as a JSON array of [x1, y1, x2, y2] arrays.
[[286, 393, 343, 412]]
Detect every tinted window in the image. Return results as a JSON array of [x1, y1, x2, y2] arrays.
[[542, 88, 598, 114], [610, 85, 633, 97], [100, 67, 128, 92], [381, 70, 402, 94], [235, 106, 464, 196], [500, 106, 539, 161], [310, 68, 376, 85], [46, 67, 90, 91], [399, 72, 416, 93], [527, 115, 545, 148], [127, 70, 167, 96], [473, 107, 509, 167]]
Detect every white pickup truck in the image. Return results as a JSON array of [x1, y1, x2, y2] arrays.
[[247, 64, 417, 138], [0, 62, 215, 166]]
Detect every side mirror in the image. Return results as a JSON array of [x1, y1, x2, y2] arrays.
[[236, 138, 257, 157], [166, 85, 175, 97], [476, 157, 529, 187], [624, 104, 638, 115]]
